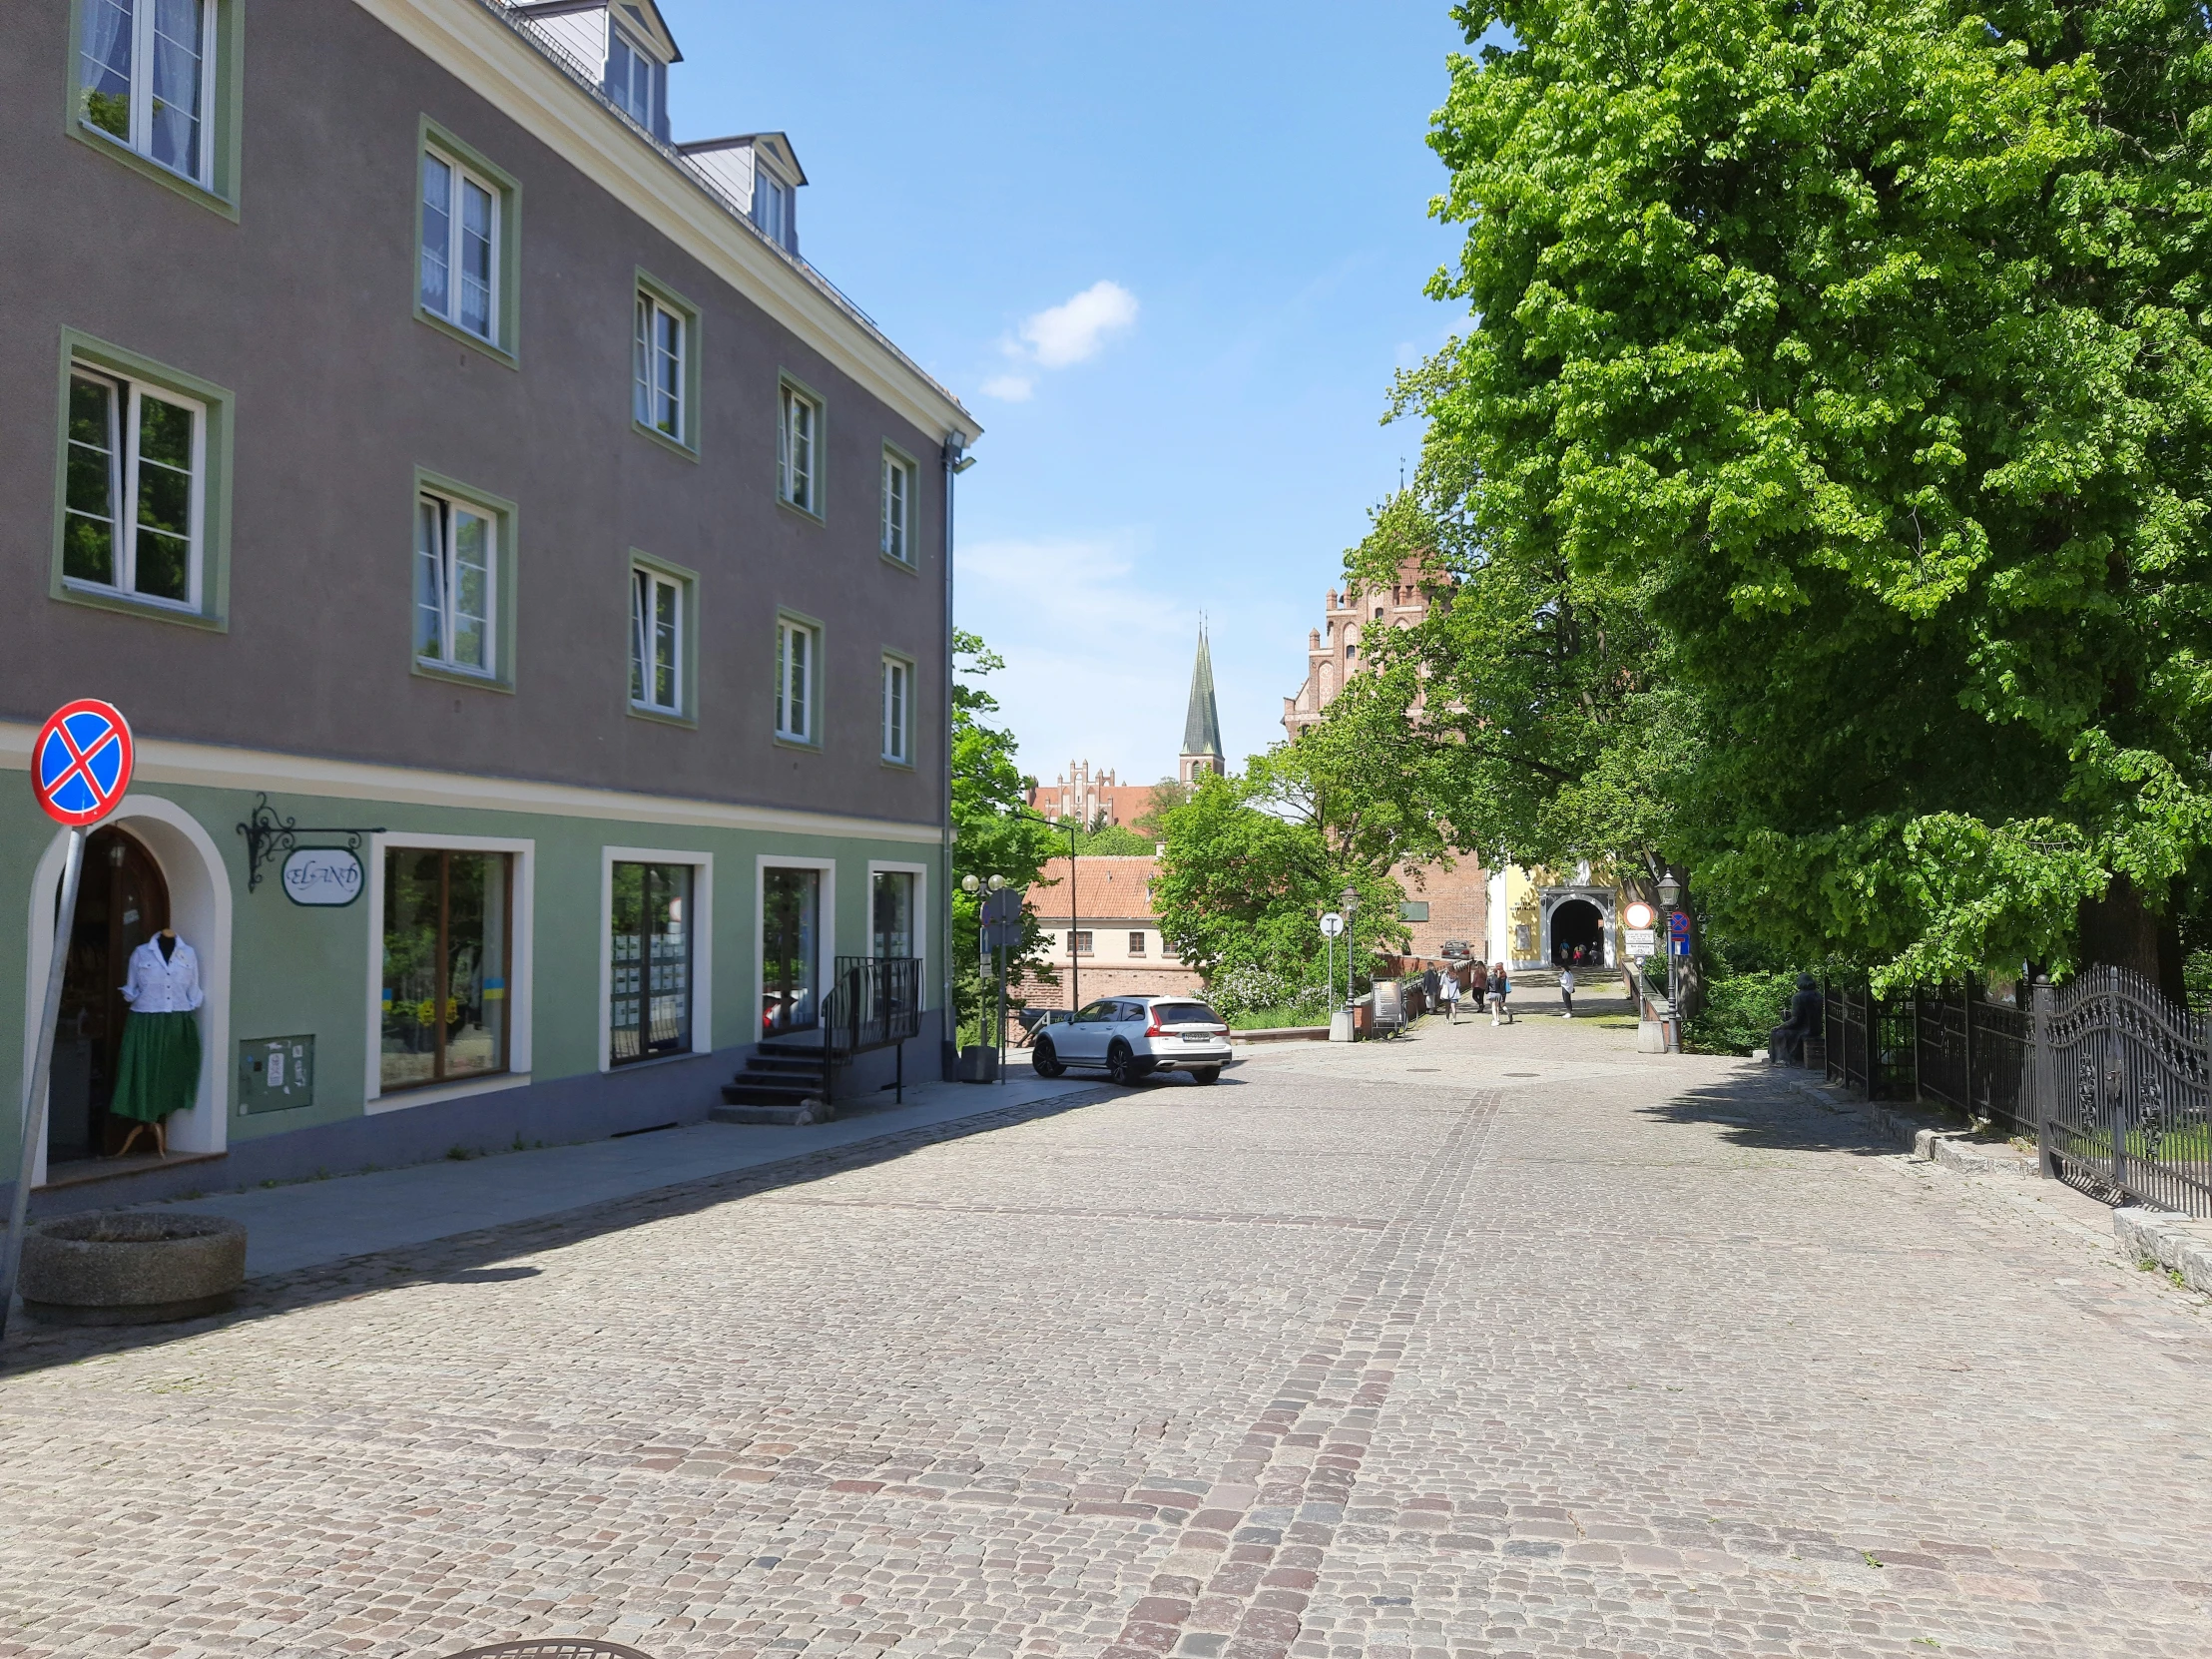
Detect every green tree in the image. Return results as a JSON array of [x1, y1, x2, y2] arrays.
[[1154, 723, 1450, 999], [1411, 0, 2212, 993], [950, 630, 1057, 1041]]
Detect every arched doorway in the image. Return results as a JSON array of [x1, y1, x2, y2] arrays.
[[27, 796, 233, 1185], [49, 828, 170, 1167], [1550, 897, 1604, 967]]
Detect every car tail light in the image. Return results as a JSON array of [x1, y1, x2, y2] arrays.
[[1144, 1007, 1163, 1037]]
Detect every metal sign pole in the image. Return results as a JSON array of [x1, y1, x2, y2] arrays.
[[0, 827, 86, 1340]]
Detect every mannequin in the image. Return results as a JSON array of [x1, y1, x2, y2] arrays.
[[113, 925, 203, 1158]]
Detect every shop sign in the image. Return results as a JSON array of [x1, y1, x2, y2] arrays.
[[281, 847, 364, 906]]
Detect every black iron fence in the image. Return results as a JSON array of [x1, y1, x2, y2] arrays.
[[2034, 965, 2212, 1217], [825, 955, 923, 1064], [1819, 967, 2210, 1216]]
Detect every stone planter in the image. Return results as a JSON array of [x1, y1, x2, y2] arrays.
[[21, 1211, 247, 1326], [956, 1044, 999, 1083]]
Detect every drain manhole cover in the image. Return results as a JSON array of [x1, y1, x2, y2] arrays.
[[441, 1644, 657, 1659], [1504, 1071, 1540, 1077]]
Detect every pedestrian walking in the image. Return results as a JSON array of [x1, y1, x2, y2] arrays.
[[1438, 969, 1460, 1024], [1488, 962, 1511, 1025], [1559, 963, 1576, 1018]]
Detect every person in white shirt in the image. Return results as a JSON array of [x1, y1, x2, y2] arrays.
[[113, 928, 204, 1156], [1438, 968, 1460, 1024], [1560, 964, 1577, 1018]]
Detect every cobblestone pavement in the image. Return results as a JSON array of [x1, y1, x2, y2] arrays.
[[4, 1014, 2210, 1659]]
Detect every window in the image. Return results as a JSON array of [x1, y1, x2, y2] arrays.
[[1071, 931, 1095, 956], [776, 617, 818, 742], [779, 384, 820, 513], [763, 866, 820, 1034], [606, 26, 656, 129], [634, 291, 685, 440], [419, 147, 501, 343], [610, 861, 691, 1064], [415, 489, 498, 678], [630, 567, 683, 715], [77, 0, 216, 185], [62, 366, 204, 610], [1129, 931, 1147, 956], [880, 656, 910, 764], [881, 451, 913, 563], [380, 848, 512, 1090], [755, 173, 795, 251], [872, 870, 915, 958]]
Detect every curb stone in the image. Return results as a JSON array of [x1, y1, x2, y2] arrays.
[[2113, 1207, 2212, 1296], [1782, 1073, 2037, 1177]]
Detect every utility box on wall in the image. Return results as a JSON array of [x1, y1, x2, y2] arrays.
[[239, 1036, 314, 1114]]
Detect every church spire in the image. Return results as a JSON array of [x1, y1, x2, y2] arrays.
[[1179, 619, 1226, 784]]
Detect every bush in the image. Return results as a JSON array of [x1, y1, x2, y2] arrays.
[[1684, 970, 1796, 1055], [1208, 963, 1294, 1018]]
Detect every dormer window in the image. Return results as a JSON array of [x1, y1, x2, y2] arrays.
[[677, 132, 809, 257], [607, 25, 657, 129], [755, 173, 794, 250]]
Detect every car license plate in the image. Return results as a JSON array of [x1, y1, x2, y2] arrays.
[[1181, 1033, 1214, 1043]]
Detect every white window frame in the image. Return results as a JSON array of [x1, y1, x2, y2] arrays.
[[415, 488, 500, 679], [77, 0, 217, 186], [630, 566, 685, 715], [419, 146, 503, 343], [606, 24, 657, 129], [776, 616, 819, 743], [779, 385, 820, 513], [62, 365, 206, 613], [755, 172, 793, 249], [362, 831, 535, 1112], [866, 859, 929, 972], [880, 655, 912, 765], [881, 450, 913, 563], [755, 853, 838, 1043], [634, 290, 686, 440], [597, 845, 714, 1073]]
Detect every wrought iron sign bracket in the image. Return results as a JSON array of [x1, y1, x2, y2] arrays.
[[238, 794, 385, 891]]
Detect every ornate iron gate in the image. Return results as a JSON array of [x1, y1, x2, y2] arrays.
[[2034, 965, 2212, 1217]]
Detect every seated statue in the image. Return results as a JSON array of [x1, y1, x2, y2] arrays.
[[1769, 972, 1823, 1065]]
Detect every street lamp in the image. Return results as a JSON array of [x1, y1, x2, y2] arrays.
[[1340, 886, 1362, 1009], [1656, 871, 1682, 1052]]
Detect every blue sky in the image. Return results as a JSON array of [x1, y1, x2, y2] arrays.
[[662, 1, 1474, 790]]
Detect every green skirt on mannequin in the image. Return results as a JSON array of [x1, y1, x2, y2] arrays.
[[111, 1010, 201, 1123]]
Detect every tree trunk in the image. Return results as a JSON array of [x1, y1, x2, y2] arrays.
[[2077, 873, 2186, 1004]]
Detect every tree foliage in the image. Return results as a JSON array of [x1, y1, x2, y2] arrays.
[[1390, 0, 2212, 989], [950, 630, 1057, 1038], [1154, 720, 1460, 992]]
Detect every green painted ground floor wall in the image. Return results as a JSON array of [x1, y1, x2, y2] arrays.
[[0, 766, 945, 1210]]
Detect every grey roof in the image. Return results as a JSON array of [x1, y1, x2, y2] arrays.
[[1181, 624, 1224, 761]]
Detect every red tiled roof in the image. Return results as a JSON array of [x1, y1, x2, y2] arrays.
[[1023, 855, 1160, 921]]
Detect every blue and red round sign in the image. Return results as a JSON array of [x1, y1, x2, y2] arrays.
[[32, 700, 134, 828]]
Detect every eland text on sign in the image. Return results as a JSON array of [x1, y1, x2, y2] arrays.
[[280, 847, 364, 906]]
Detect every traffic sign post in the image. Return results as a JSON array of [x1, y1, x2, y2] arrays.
[[3, 701, 135, 1340]]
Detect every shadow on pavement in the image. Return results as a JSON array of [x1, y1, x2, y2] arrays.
[[0, 1086, 1122, 1380], [1634, 1067, 1907, 1156]]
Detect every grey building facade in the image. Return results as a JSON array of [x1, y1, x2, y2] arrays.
[[2, 0, 975, 1211]]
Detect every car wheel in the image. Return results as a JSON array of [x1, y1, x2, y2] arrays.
[[1032, 1039, 1065, 1078], [1106, 1040, 1143, 1087], [1190, 1066, 1222, 1085]]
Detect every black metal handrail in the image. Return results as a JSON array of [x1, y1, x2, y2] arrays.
[[819, 956, 923, 1106]]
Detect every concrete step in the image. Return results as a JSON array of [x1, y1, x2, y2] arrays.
[[711, 1102, 822, 1126], [719, 1079, 815, 1107], [746, 1056, 823, 1077]]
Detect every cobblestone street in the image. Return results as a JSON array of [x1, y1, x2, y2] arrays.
[[3, 1011, 2209, 1659]]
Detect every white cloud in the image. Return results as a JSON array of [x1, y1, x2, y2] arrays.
[[956, 532, 1198, 785], [980, 372, 1035, 402], [1014, 279, 1139, 369]]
